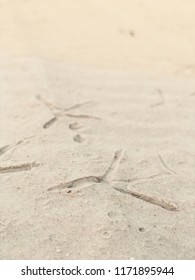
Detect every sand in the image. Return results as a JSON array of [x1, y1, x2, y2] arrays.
[[0, 0, 195, 259]]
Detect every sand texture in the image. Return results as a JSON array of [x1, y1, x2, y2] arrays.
[[0, 0, 195, 259]]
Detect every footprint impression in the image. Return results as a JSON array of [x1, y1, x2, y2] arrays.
[[36, 95, 100, 144]]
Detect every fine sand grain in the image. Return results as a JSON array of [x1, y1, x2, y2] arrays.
[[0, 0, 195, 259]]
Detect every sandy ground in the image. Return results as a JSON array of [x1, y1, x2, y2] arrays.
[[0, 0, 195, 259]]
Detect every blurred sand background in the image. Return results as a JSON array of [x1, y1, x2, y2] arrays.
[[0, 0, 195, 259]]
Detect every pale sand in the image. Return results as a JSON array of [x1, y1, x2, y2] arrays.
[[0, 0, 195, 259]]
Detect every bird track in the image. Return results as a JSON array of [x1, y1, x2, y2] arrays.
[[114, 187, 179, 212], [0, 135, 34, 158], [47, 150, 178, 212], [47, 149, 125, 191], [0, 162, 39, 174], [36, 95, 100, 129]]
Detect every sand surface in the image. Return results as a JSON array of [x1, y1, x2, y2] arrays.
[[0, 0, 195, 259]]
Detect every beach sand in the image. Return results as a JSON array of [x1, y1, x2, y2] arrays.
[[0, 0, 195, 259]]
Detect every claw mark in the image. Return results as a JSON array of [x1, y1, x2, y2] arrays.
[[48, 149, 125, 192], [158, 153, 176, 174], [0, 145, 10, 156], [0, 162, 39, 174], [114, 172, 164, 185], [63, 101, 96, 112], [48, 175, 102, 191], [0, 135, 34, 158], [36, 94, 61, 112], [43, 117, 58, 129], [37, 95, 100, 129], [114, 187, 179, 212], [65, 113, 101, 120], [102, 149, 125, 181]]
